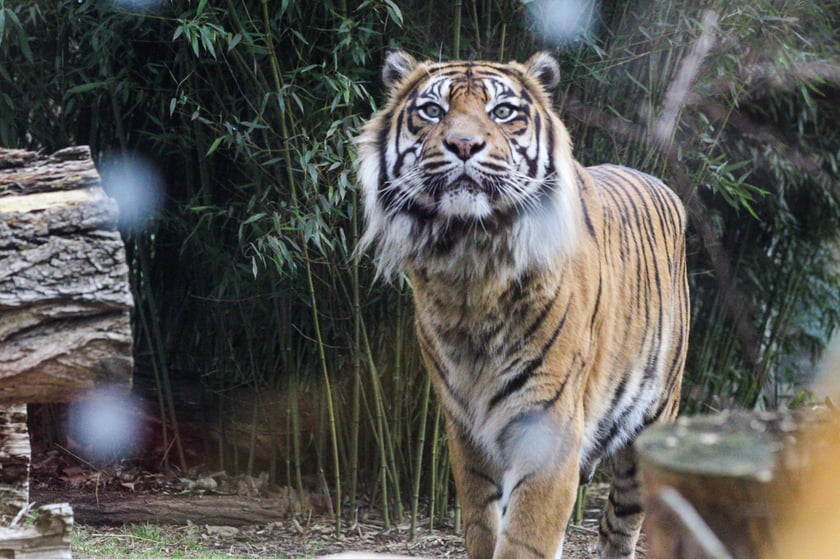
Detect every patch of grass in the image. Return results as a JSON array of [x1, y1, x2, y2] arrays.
[[71, 524, 292, 559]]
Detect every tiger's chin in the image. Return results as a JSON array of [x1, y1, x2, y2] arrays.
[[436, 187, 495, 220], [409, 175, 498, 221]]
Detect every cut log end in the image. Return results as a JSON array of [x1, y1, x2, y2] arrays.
[[0, 503, 73, 559], [637, 410, 826, 559], [0, 405, 30, 523]]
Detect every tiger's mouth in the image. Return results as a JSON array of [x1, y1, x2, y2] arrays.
[[395, 172, 506, 221], [450, 175, 483, 194]]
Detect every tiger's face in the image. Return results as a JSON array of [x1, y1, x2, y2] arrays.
[[357, 51, 580, 280], [382, 57, 554, 221]]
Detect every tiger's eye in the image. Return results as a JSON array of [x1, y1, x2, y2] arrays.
[[491, 104, 515, 121], [419, 103, 444, 120]]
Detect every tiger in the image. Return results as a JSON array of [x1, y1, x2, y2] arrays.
[[355, 50, 689, 559]]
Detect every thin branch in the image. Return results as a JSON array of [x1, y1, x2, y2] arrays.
[[653, 10, 719, 147]]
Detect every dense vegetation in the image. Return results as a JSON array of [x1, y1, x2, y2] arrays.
[[2, 0, 838, 530]]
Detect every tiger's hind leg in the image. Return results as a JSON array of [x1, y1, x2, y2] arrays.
[[598, 444, 643, 559]]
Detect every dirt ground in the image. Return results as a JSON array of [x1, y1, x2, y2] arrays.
[[29, 431, 645, 558], [70, 515, 633, 558], [36, 481, 644, 558]]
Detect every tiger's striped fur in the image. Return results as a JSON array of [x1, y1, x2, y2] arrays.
[[356, 51, 689, 559]]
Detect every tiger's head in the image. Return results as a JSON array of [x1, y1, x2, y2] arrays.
[[356, 51, 581, 280]]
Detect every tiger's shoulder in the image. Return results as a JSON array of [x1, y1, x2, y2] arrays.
[[578, 162, 687, 242]]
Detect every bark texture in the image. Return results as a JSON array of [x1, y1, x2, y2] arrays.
[[0, 146, 133, 403]]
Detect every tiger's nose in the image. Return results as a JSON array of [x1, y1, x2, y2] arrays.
[[444, 136, 486, 161]]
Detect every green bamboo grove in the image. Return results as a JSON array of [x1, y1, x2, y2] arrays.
[[1, 0, 838, 532]]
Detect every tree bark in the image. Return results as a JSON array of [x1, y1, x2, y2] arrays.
[[0, 146, 133, 403]]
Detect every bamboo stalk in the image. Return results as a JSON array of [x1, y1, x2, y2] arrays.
[[443, 456, 454, 529], [410, 373, 433, 538], [247, 398, 259, 476], [428, 402, 443, 532], [484, 0, 492, 53], [388, 299, 406, 520], [754, 242, 816, 406], [361, 318, 392, 529], [350, 186, 363, 525], [453, 482, 460, 533], [471, 0, 481, 54], [218, 396, 227, 473], [453, 0, 463, 58], [131, 242, 171, 472], [393, 297, 404, 433], [285, 388, 294, 514], [289, 379, 308, 517], [261, 0, 342, 532], [574, 485, 587, 525], [136, 241, 188, 471], [499, 22, 507, 61]]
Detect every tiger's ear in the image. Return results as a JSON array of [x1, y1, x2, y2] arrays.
[[524, 52, 561, 91], [382, 50, 418, 90]]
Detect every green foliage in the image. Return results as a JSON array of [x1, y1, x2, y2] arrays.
[[2, 0, 839, 528]]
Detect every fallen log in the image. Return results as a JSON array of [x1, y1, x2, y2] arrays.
[[32, 490, 299, 527], [0, 146, 133, 404]]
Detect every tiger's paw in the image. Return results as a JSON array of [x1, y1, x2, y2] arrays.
[[597, 539, 636, 559]]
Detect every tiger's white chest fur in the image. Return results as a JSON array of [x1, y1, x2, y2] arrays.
[[413, 267, 585, 465]]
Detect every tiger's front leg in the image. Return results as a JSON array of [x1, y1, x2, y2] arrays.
[[447, 424, 500, 559], [493, 462, 579, 559], [448, 416, 582, 559]]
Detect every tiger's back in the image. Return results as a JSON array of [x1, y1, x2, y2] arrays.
[[577, 163, 688, 476], [357, 50, 689, 559]]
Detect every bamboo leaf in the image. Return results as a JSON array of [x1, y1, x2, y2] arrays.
[[206, 135, 224, 156], [228, 32, 242, 51], [66, 81, 109, 94], [382, 0, 404, 26]]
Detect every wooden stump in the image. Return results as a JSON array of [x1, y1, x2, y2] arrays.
[[0, 146, 133, 404], [636, 411, 810, 559], [0, 405, 29, 523], [0, 503, 73, 559], [0, 145, 134, 540]]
